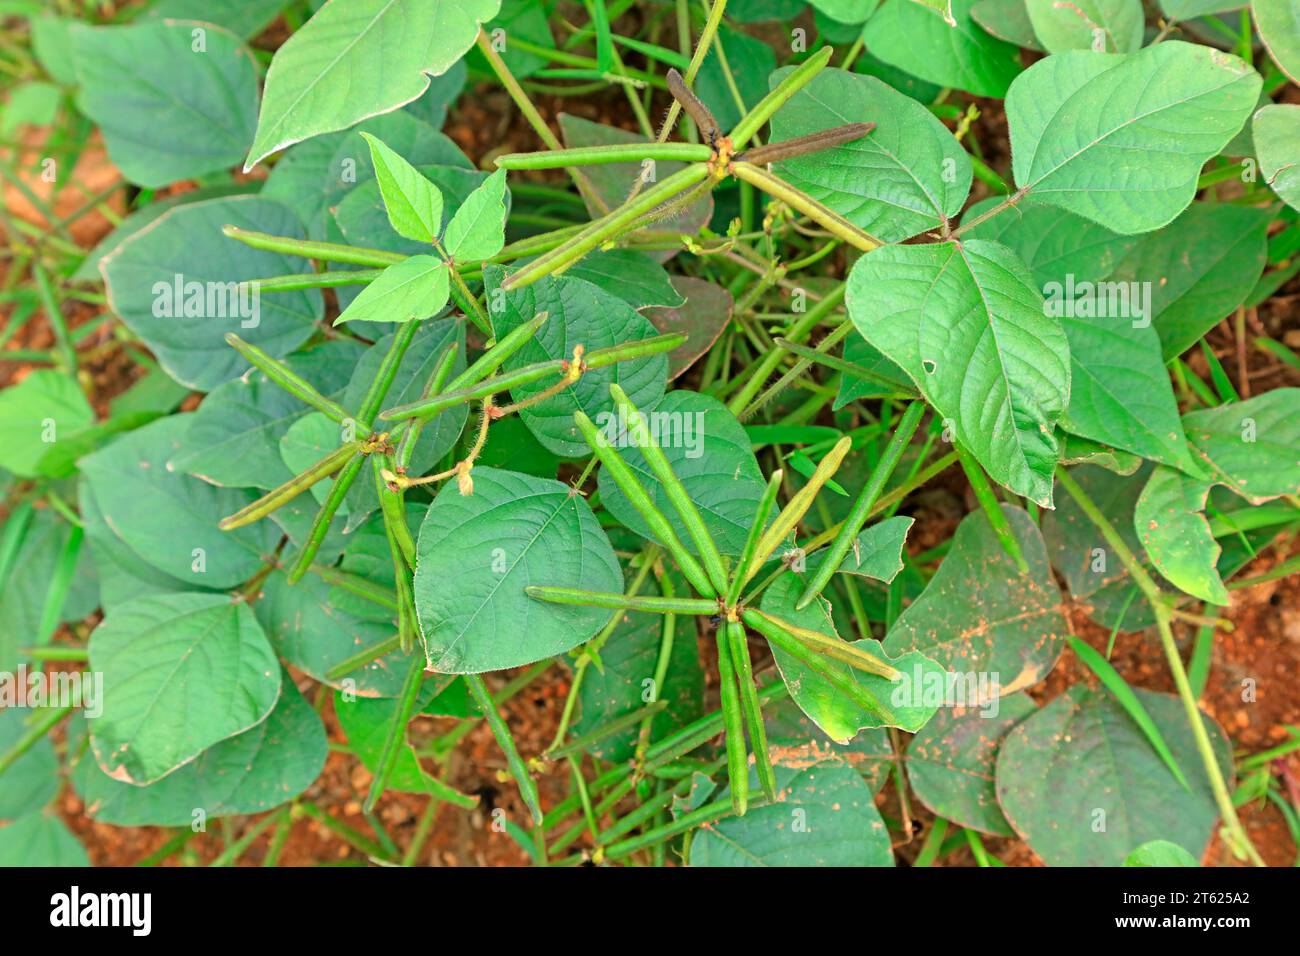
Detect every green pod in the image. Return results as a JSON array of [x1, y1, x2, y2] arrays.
[[584, 332, 687, 370], [495, 142, 712, 169], [726, 620, 776, 801], [727, 469, 784, 608], [714, 626, 750, 817], [730, 45, 833, 146], [225, 333, 359, 430], [285, 453, 369, 584], [524, 585, 717, 615], [219, 441, 362, 530], [221, 225, 404, 267]]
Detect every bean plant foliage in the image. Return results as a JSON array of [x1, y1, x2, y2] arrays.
[[1, 0, 1298, 870]]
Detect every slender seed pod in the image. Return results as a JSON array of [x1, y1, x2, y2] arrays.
[[665, 68, 721, 143], [219, 441, 362, 530], [285, 453, 369, 584], [524, 586, 717, 615], [738, 123, 876, 166], [225, 333, 360, 429], [714, 626, 750, 817], [727, 621, 777, 801]]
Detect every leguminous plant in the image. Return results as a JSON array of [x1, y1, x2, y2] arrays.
[[1, 0, 1299, 869]]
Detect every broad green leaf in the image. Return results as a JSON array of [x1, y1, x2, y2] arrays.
[[142, 0, 290, 38], [1254, 0, 1300, 83], [263, 112, 471, 240], [31, 16, 77, 85], [1183, 389, 1300, 503], [1254, 104, 1300, 211], [1124, 839, 1201, 866], [335, 254, 451, 326], [80, 415, 281, 589], [567, 250, 687, 312], [728, 0, 806, 19], [88, 592, 280, 785], [1, 80, 59, 137], [884, 506, 1068, 696], [863, 0, 1023, 97], [101, 196, 323, 392], [484, 267, 668, 457], [810, 0, 883, 22], [907, 692, 1037, 836], [971, 0, 1044, 50], [760, 571, 947, 740], [71, 21, 258, 187], [360, 132, 445, 244], [691, 761, 894, 866], [1108, 203, 1270, 360], [995, 685, 1231, 866], [960, 197, 1138, 291], [809, 515, 915, 583], [1135, 467, 1227, 604], [1007, 42, 1261, 233], [0, 369, 93, 478], [413, 468, 622, 673], [0, 706, 60, 821], [441, 169, 509, 262], [846, 239, 1069, 506], [0, 812, 88, 866], [171, 339, 363, 490], [768, 67, 972, 243], [73, 674, 326, 826], [341, 320, 466, 531], [572, 587, 704, 762], [246, 0, 501, 169], [78, 478, 206, 614], [404, 60, 468, 129], [1161, 0, 1244, 16], [697, 25, 776, 134], [474, 414, 563, 478], [644, 276, 731, 378], [0, 508, 98, 671], [1024, 0, 1143, 52], [598, 390, 767, 557], [834, 335, 915, 409], [1057, 311, 1197, 473], [74, 182, 257, 284]]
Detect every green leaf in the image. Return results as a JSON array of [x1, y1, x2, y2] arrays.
[[264, 112, 471, 240], [759, 571, 946, 740], [764, 698, 894, 793], [0, 369, 93, 478], [960, 197, 1138, 291], [1060, 433, 1142, 475], [246, 0, 501, 169], [334, 680, 466, 797], [810, 0, 882, 23], [483, 267, 668, 457], [847, 239, 1069, 506], [1007, 42, 1261, 233], [341, 320, 466, 531], [1, 80, 60, 137], [1255, 0, 1300, 84], [88, 592, 280, 785], [571, 588, 704, 762], [101, 196, 323, 392], [863, 0, 1023, 97], [335, 255, 451, 326], [441, 168, 509, 262], [1183, 389, 1300, 503], [1160, 0, 1243, 16], [884, 506, 1068, 696], [72, 673, 326, 826], [71, 21, 259, 188], [1124, 839, 1200, 866], [1056, 310, 1197, 473], [834, 335, 915, 409], [0, 706, 60, 821], [1024, 0, 1143, 53], [333, 164, 488, 261], [598, 390, 767, 557], [971, 0, 1044, 50], [0, 812, 88, 866], [907, 692, 1037, 836], [691, 761, 894, 866], [31, 15, 77, 85], [1134, 467, 1227, 604], [171, 339, 364, 490], [1108, 203, 1270, 360], [767, 66, 972, 243], [360, 132, 445, 244], [413, 468, 622, 672], [809, 515, 915, 583], [142, 0, 290, 38], [995, 685, 1231, 866], [80, 415, 281, 590], [1254, 103, 1300, 212], [567, 250, 688, 312]]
